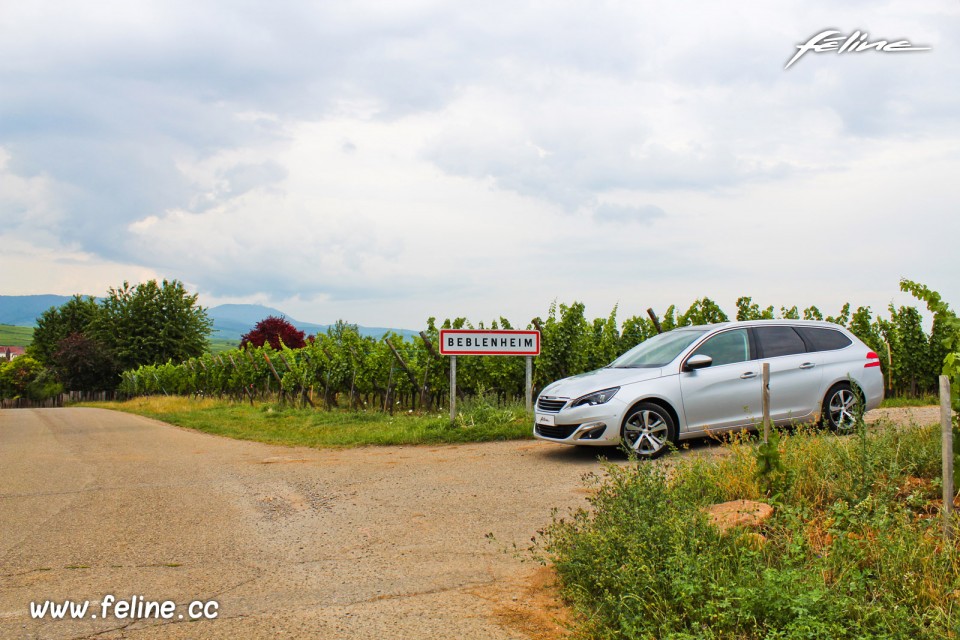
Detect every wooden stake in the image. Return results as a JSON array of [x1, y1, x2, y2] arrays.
[[647, 308, 663, 334], [942, 375, 954, 541], [762, 362, 771, 444]]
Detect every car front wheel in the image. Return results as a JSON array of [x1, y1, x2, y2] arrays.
[[621, 402, 677, 459], [823, 384, 863, 432]]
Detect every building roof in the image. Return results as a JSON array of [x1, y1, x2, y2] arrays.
[[1, 346, 27, 358]]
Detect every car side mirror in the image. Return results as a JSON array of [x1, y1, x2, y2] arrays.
[[684, 354, 713, 371]]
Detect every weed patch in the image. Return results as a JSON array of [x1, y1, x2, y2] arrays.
[[537, 421, 960, 639]]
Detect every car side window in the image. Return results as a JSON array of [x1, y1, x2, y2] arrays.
[[690, 329, 750, 366], [795, 327, 852, 352], [755, 326, 807, 358]]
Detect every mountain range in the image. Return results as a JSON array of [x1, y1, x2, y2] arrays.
[[0, 295, 417, 342]]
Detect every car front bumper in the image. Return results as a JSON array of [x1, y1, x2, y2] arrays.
[[532, 400, 626, 446]]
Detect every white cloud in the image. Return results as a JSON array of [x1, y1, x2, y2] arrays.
[[0, 0, 957, 328]]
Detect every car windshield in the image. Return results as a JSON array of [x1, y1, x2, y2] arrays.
[[609, 329, 708, 368]]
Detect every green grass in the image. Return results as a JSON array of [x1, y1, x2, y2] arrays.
[[0, 324, 33, 347], [209, 338, 239, 354], [82, 395, 533, 447], [880, 394, 939, 408], [538, 419, 960, 639]]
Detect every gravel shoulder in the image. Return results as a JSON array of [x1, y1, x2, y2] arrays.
[[0, 406, 938, 639]]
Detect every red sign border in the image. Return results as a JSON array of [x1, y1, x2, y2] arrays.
[[439, 329, 541, 356]]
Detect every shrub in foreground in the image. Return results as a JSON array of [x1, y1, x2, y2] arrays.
[[539, 424, 960, 639]]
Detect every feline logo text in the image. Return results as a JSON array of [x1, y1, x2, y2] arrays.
[[786, 30, 931, 69]]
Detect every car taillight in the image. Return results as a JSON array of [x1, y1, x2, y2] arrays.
[[865, 351, 881, 368]]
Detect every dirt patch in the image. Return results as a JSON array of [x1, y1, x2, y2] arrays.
[[472, 565, 574, 640], [866, 405, 943, 427], [705, 499, 774, 532]]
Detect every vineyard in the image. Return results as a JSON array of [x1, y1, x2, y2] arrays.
[[118, 292, 954, 411]]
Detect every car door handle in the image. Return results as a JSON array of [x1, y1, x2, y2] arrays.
[[740, 372, 758, 379], [799, 362, 815, 369]]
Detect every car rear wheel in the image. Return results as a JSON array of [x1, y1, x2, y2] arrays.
[[823, 383, 863, 433], [621, 403, 676, 459]]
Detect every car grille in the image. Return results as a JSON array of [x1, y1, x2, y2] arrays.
[[536, 424, 580, 439], [537, 397, 567, 412]]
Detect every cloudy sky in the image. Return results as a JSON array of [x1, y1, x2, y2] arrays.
[[1, 0, 957, 329]]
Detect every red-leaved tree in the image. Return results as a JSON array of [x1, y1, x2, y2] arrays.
[[239, 316, 307, 350]]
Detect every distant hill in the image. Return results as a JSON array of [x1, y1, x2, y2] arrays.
[[0, 295, 74, 326], [207, 304, 418, 341], [0, 296, 417, 345], [207, 304, 329, 341]]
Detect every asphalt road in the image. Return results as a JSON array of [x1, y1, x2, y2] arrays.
[[0, 406, 936, 639], [0, 408, 614, 640]]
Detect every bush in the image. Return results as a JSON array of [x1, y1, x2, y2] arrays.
[[538, 423, 960, 639]]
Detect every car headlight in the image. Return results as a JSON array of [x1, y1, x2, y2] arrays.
[[571, 387, 619, 408]]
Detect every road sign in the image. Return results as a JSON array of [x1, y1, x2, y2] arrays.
[[439, 330, 541, 356]]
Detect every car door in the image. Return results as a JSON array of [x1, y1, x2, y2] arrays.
[[753, 325, 823, 424], [679, 328, 760, 432]]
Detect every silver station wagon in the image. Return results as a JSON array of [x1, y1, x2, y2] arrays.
[[534, 320, 884, 458]]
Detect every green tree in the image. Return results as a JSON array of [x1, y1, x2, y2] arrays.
[[678, 297, 729, 326], [92, 280, 212, 372], [891, 304, 930, 395], [0, 356, 62, 401], [802, 305, 823, 321], [588, 305, 622, 369], [534, 301, 590, 386], [825, 303, 851, 326], [901, 278, 960, 411], [52, 332, 118, 391], [620, 315, 655, 351], [30, 295, 100, 364], [735, 296, 774, 321]]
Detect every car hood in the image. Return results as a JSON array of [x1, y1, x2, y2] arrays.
[[539, 367, 665, 399]]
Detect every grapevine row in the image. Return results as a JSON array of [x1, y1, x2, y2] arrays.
[[118, 296, 953, 408]]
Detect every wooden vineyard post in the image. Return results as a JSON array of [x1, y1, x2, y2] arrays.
[[942, 375, 954, 541], [762, 363, 771, 443], [385, 338, 420, 411], [263, 352, 284, 403], [647, 308, 663, 334], [385, 361, 395, 414], [420, 331, 438, 411]]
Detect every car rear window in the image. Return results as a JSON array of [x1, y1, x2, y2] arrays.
[[795, 326, 853, 352], [755, 326, 806, 358]]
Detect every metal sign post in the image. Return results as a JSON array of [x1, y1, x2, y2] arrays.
[[525, 356, 533, 413], [449, 355, 457, 424]]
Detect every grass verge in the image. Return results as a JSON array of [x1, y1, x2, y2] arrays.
[[82, 395, 533, 447], [880, 394, 939, 408], [536, 420, 960, 639]]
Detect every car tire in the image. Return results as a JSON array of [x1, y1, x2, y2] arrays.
[[822, 383, 863, 433], [621, 402, 677, 459]]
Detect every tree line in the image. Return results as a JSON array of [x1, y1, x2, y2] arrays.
[[1, 280, 210, 402], [4, 278, 957, 409], [117, 291, 954, 410]]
